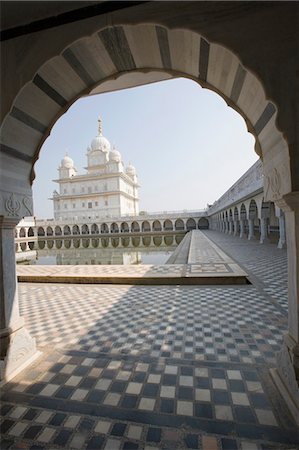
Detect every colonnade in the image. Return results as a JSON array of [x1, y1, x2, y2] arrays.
[[35, 216, 209, 238], [210, 197, 286, 249]]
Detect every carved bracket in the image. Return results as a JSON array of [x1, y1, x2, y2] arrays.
[[0, 191, 33, 219], [263, 163, 291, 202]]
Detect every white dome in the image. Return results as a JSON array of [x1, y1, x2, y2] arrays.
[[61, 154, 74, 169], [90, 116, 111, 153], [90, 135, 111, 153], [126, 163, 136, 175], [110, 147, 122, 162]]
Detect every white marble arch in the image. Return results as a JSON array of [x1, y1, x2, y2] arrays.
[[0, 22, 298, 418]]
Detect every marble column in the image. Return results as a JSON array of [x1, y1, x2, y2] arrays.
[[228, 221, 233, 235], [248, 219, 255, 240], [239, 219, 245, 238], [0, 217, 40, 382], [260, 218, 270, 244], [272, 193, 299, 421], [278, 213, 287, 249]]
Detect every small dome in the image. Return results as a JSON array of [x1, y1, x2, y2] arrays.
[[126, 163, 136, 176], [90, 116, 111, 153], [110, 146, 122, 162], [61, 154, 74, 169]]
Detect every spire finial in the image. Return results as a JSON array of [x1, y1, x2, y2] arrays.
[[98, 116, 102, 135]]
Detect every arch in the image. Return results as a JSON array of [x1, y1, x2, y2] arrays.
[[1, 20, 297, 402], [28, 227, 34, 237], [132, 237, 140, 247], [91, 223, 99, 234], [56, 240, 62, 249], [186, 218, 196, 231], [82, 224, 89, 235], [1, 22, 291, 199], [47, 240, 54, 249], [111, 222, 119, 233], [46, 226, 53, 236], [198, 217, 209, 229], [233, 207, 239, 221], [28, 241, 35, 250], [141, 221, 150, 232], [38, 240, 45, 250], [73, 238, 80, 248], [101, 223, 109, 234], [240, 203, 247, 220], [163, 219, 173, 231], [175, 219, 184, 231], [152, 220, 162, 232], [131, 221, 140, 233], [261, 199, 271, 219], [19, 227, 26, 238], [72, 224, 80, 235], [249, 199, 258, 220], [55, 225, 62, 236], [111, 237, 119, 248], [20, 242, 27, 251], [164, 236, 174, 246], [142, 236, 151, 247], [82, 238, 90, 248], [37, 227, 45, 237], [92, 238, 99, 248], [121, 222, 129, 233], [63, 225, 71, 236], [101, 237, 109, 248], [153, 236, 162, 246], [64, 240, 71, 249], [121, 237, 130, 247]]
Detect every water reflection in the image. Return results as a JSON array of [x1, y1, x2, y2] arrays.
[[18, 234, 183, 265]]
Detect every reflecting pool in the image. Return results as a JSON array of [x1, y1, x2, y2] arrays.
[[17, 234, 184, 265]]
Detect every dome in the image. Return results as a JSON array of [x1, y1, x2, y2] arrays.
[[90, 135, 111, 152], [90, 117, 111, 153], [110, 146, 122, 162], [61, 154, 74, 169], [126, 163, 136, 176]]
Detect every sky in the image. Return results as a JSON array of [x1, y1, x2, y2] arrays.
[[32, 77, 258, 219]]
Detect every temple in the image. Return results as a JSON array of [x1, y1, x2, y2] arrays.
[[52, 117, 139, 220]]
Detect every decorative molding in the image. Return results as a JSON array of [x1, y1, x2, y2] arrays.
[[208, 160, 263, 214], [0, 191, 33, 219], [265, 167, 281, 201], [5, 194, 21, 216]]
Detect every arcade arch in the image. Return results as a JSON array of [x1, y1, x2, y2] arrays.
[[55, 225, 62, 236], [175, 219, 185, 231], [0, 20, 298, 415], [186, 218, 196, 231], [153, 220, 162, 232]]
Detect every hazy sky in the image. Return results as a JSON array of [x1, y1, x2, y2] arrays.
[[32, 77, 258, 219]]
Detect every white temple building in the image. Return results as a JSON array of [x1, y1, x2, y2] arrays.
[[52, 117, 139, 220]]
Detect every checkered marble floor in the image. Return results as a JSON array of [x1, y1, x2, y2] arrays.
[[204, 231, 288, 312], [1, 232, 298, 450]]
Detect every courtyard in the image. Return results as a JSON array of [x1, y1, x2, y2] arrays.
[[1, 231, 298, 449]]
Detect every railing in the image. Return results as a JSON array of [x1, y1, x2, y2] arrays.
[[37, 210, 208, 225]]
